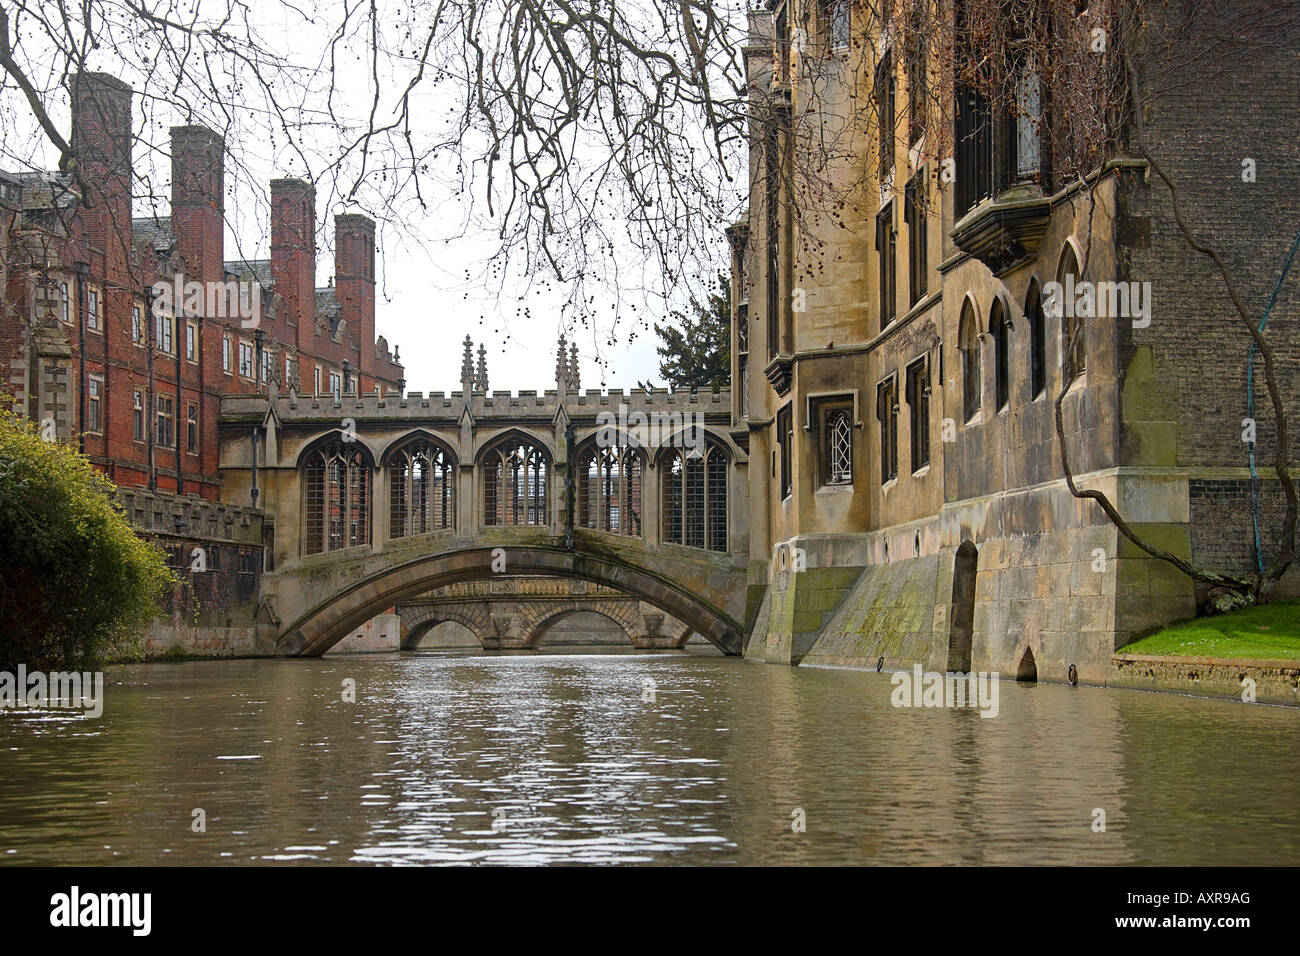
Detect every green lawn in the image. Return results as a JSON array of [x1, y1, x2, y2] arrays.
[[1118, 600, 1300, 661]]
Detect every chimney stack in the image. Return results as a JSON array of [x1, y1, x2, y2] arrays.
[[170, 126, 224, 286], [71, 73, 133, 282], [270, 178, 316, 347], [334, 213, 376, 380]]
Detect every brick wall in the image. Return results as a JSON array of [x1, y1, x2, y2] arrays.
[[0, 74, 405, 506]]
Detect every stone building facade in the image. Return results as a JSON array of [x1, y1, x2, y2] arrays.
[[0, 72, 404, 503], [733, 0, 1300, 681]]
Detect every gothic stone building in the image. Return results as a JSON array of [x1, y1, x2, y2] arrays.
[[0, 72, 404, 502], [733, 0, 1300, 681]]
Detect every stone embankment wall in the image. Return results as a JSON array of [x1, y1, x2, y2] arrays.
[[1111, 654, 1300, 707], [116, 487, 266, 658]]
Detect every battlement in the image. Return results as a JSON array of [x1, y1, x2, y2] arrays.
[[221, 383, 732, 423], [116, 486, 263, 545]]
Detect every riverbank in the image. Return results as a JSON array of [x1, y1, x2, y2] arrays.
[[1116, 600, 1300, 660], [1109, 653, 1300, 706], [1108, 601, 1300, 706]]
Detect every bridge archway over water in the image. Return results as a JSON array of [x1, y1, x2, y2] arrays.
[[528, 608, 636, 648], [274, 545, 745, 657]]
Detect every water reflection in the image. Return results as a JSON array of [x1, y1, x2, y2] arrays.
[[0, 653, 1296, 865]]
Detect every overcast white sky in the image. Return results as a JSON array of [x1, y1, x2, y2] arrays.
[[2, 0, 742, 395]]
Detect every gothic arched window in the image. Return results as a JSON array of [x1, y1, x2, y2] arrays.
[[1026, 279, 1046, 400], [1058, 244, 1086, 381], [303, 438, 371, 555], [387, 438, 455, 539], [992, 298, 1010, 412], [959, 300, 981, 422], [482, 437, 550, 526], [576, 442, 644, 536], [661, 442, 728, 553]]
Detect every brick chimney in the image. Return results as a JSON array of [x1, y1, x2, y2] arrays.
[[71, 73, 133, 282], [333, 213, 375, 378], [170, 126, 224, 286], [270, 178, 316, 346]]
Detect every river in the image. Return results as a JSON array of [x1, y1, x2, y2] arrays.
[[1, 650, 1296, 865]]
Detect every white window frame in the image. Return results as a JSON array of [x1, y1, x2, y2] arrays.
[[156, 312, 174, 355], [156, 394, 175, 449], [87, 375, 104, 433], [132, 389, 145, 441]]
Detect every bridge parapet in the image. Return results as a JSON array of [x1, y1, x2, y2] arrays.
[[432, 578, 625, 598], [116, 486, 262, 545], [220, 383, 732, 426]]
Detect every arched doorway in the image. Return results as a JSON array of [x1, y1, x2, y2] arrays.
[[947, 540, 978, 673]]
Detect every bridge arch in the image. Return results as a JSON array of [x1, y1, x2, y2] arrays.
[[397, 599, 490, 649], [276, 546, 744, 658], [526, 607, 637, 648], [400, 616, 487, 650]]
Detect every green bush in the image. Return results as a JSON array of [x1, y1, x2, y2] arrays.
[[0, 408, 174, 670]]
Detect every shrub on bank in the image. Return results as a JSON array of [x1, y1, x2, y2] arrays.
[[0, 408, 174, 671]]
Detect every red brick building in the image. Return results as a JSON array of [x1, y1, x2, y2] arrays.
[[0, 72, 404, 501]]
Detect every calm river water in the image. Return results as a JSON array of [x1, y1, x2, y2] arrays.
[[1, 650, 1297, 865]]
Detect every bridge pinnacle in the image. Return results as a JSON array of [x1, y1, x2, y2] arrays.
[[555, 335, 568, 392], [568, 342, 580, 391], [460, 335, 475, 392]]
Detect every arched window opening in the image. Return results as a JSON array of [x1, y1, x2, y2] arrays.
[[303, 439, 371, 555], [1058, 245, 1085, 381], [661, 443, 728, 553], [1026, 280, 1046, 400], [576, 442, 644, 537], [959, 301, 981, 422], [388, 439, 455, 539], [482, 438, 550, 526], [993, 299, 1010, 412]]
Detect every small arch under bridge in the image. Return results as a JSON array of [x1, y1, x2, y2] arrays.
[[397, 578, 696, 650]]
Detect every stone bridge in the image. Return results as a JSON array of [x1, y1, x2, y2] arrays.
[[218, 345, 753, 657], [396, 578, 694, 649]]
